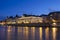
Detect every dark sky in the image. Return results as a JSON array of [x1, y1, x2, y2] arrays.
[[0, 0, 60, 17]]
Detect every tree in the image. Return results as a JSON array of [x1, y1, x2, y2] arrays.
[[9, 16, 13, 18], [15, 14, 19, 17], [6, 16, 9, 18], [23, 14, 28, 17]]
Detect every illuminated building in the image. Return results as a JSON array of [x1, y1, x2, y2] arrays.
[[48, 11, 60, 22], [48, 11, 60, 26], [0, 11, 60, 26], [5, 16, 43, 24]]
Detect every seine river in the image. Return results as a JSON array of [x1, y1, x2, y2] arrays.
[[0, 26, 60, 40]]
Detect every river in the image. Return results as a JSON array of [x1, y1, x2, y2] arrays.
[[0, 26, 60, 40]]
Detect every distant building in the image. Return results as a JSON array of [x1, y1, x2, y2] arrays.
[[0, 11, 60, 26], [48, 11, 60, 26], [40, 14, 49, 23], [5, 18, 16, 24], [17, 16, 43, 24], [48, 11, 60, 23], [5, 16, 43, 24]]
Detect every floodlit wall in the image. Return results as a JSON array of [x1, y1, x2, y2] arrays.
[[17, 16, 43, 24], [6, 16, 43, 24]]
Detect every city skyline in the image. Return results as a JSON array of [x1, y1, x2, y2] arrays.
[[0, 0, 60, 17]]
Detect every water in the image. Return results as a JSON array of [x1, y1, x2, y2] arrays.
[[0, 26, 60, 40]]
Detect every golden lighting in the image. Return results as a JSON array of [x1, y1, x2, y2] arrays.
[[25, 27, 28, 33], [7, 27, 11, 40], [17, 27, 23, 40], [25, 27, 28, 40], [39, 20, 43, 23], [39, 27, 42, 40], [25, 21, 29, 23], [0, 22, 5, 25], [12, 22, 16, 24], [52, 23, 56, 26], [52, 28, 57, 40], [45, 27, 49, 40], [7, 22, 12, 24], [31, 27, 35, 32], [31, 27, 35, 40], [52, 19, 56, 22], [8, 26, 11, 32], [21, 27, 29, 40], [18, 27, 22, 32]]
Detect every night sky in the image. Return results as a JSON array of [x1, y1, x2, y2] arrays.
[[0, 0, 60, 17]]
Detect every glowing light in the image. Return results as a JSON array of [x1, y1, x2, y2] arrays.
[[8, 26, 11, 32], [25, 27, 28, 33], [39, 27, 42, 40], [18, 27, 22, 32], [31, 27, 35, 32], [45, 27, 49, 40], [52, 23, 56, 26], [52, 28, 57, 40], [39, 20, 43, 23], [52, 19, 56, 22], [12, 22, 16, 24], [24, 27, 28, 40], [31, 27, 35, 40], [7, 22, 12, 24]]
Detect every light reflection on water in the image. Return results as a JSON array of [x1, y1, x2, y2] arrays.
[[45, 27, 49, 40], [39, 27, 42, 40], [7, 26, 12, 40], [31, 27, 35, 40], [52, 27, 57, 40], [0, 26, 59, 40]]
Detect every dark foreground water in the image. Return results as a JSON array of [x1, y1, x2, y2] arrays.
[[0, 26, 60, 40]]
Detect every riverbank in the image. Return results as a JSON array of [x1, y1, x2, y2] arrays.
[[0, 23, 60, 28]]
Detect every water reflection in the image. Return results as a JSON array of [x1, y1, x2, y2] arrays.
[[18, 27, 23, 40], [31, 27, 35, 40], [39, 27, 42, 40], [7, 26, 12, 32], [7, 26, 12, 40], [45, 27, 49, 40], [0, 26, 59, 40], [52, 27, 57, 40], [24, 27, 28, 40]]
